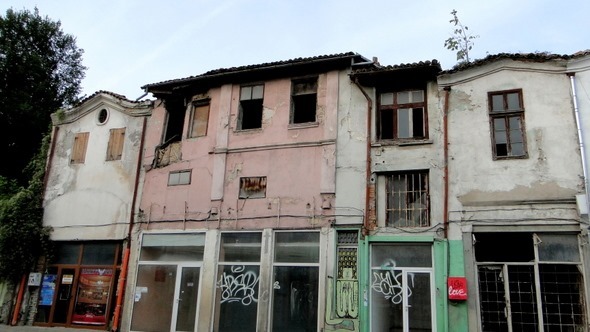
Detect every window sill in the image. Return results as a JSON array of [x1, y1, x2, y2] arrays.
[[234, 128, 263, 134], [288, 122, 319, 130], [372, 139, 433, 147]]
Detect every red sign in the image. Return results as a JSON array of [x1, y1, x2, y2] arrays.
[[448, 277, 467, 300]]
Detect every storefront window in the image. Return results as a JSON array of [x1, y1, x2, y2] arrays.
[[272, 231, 320, 331], [131, 233, 205, 332], [214, 232, 262, 332]]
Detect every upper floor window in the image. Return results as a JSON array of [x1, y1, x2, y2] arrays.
[[384, 170, 429, 227], [291, 77, 318, 124], [239, 176, 267, 199], [238, 84, 264, 130], [189, 100, 210, 138], [378, 90, 427, 140], [488, 89, 527, 159], [168, 169, 191, 186], [71, 132, 89, 164], [106, 127, 125, 161]]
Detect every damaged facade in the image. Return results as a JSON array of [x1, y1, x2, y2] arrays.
[[5, 51, 590, 332], [25, 92, 151, 329], [439, 52, 590, 331]]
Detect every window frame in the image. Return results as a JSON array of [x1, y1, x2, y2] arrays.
[[377, 89, 428, 141], [188, 99, 210, 138], [381, 170, 430, 228], [290, 76, 318, 125], [239, 176, 267, 199], [237, 84, 264, 131], [488, 89, 528, 160], [167, 169, 192, 186]]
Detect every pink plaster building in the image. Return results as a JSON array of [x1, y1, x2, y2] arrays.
[[123, 53, 375, 331]]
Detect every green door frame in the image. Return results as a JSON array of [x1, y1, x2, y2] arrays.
[[359, 235, 448, 332]]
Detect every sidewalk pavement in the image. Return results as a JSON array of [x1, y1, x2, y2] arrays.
[[0, 325, 101, 332]]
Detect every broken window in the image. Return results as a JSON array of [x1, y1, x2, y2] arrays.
[[489, 89, 527, 158], [378, 90, 427, 140], [291, 77, 318, 124], [106, 127, 125, 161], [475, 232, 585, 331], [167, 170, 191, 186], [189, 100, 210, 138], [384, 170, 429, 227], [239, 176, 267, 199], [238, 84, 264, 130], [162, 98, 186, 143], [71, 132, 89, 164]]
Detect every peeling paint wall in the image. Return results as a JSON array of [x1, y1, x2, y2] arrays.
[[441, 61, 583, 222], [43, 96, 149, 240]]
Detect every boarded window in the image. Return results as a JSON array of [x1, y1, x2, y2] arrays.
[[71, 132, 89, 164], [238, 85, 264, 130], [106, 128, 125, 161], [291, 77, 318, 124], [378, 90, 427, 140], [489, 89, 527, 159], [168, 170, 191, 186], [239, 176, 267, 198], [189, 102, 210, 138]]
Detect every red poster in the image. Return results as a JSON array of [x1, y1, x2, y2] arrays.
[[448, 277, 468, 300], [72, 268, 113, 325]]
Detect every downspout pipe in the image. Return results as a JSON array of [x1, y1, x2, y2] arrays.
[[568, 73, 590, 219], [443, 87, 451, 238], [352, 78, 373, 234], [111, 117, 147, 332], [10, 275, 26, 325]]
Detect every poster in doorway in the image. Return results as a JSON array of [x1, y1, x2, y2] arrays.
[[71, 268, 113, 325]]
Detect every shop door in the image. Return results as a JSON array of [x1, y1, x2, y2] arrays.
[[369, 243, 435, 332], [173, 266, 201, 332], [53, 268, 77, 324], [131, 264, 201, 332]]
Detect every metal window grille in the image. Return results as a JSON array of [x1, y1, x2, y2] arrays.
[[385, 171, 429, 227]]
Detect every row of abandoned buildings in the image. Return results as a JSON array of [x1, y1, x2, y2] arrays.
[[1, 50, 590, 332]]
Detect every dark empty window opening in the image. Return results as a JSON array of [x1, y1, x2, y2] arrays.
[[291, 78, 318, 124], [163, 98, 186, 143], [385, 170, 429, 227], [489, 89, 527, 159], [475, 232, 585, 331], [378, 90, 427, 140], [238, 85, 264, 130], [239, 176, 267, 199]]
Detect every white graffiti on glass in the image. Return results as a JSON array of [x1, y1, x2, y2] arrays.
[[370, 260, 414, 304], [217, 265, 259, 305]]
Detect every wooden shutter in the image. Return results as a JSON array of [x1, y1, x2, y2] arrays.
[[106, 128, 126, 161], [71, 132, 89, 164]]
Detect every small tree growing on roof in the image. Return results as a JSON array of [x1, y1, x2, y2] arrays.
[[444, 9, 479, 63]]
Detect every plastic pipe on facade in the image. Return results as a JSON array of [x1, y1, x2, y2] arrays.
[[568, 73, 590, 218]]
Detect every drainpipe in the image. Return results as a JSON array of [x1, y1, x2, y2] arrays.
[[352, 78, 373, 234], [568, 73, 590, 218], [42, 126, 59, 194], [443, 87, 451, 238], [10, 275, 26, 325], [111, 117, 147, 332]]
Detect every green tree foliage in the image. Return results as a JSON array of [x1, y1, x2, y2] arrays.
[[444, 9, 479, 63], [0, 7, 86, 185], [0, 132, 52, 282]]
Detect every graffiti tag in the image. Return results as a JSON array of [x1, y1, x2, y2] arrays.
[[371, 260, 414, 304], [217, 265, 259, 305]]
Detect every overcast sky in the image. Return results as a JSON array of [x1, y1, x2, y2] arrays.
[[3, 0, 589, 100]]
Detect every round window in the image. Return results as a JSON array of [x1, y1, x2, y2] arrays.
[[97, 108, 109, 124]]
